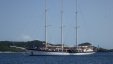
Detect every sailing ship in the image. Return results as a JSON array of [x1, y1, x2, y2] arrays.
[[28, 0, 95, 56]]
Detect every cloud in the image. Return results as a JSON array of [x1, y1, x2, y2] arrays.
[[21, 34, 32, 41]]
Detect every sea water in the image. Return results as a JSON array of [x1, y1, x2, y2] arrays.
[[0, 52, 113, 64]]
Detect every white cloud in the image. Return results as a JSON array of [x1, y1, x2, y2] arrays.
[[21, 34, 32, 41]]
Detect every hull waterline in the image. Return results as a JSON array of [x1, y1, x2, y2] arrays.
[[28, 50, 95, 56]]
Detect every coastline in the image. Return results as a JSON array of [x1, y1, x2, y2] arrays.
[[0, 51, 26, 54]]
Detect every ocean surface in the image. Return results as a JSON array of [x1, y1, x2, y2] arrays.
[[0, 52, 113, 64]]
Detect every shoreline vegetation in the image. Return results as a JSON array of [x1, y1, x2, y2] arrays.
[[0, 51, 26, 53], [0, 40, 113, 52]]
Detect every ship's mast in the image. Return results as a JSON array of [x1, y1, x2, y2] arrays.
[[45, 0, 47, 49], [61, 0, 64, 52], [75, 0, 78, 50]]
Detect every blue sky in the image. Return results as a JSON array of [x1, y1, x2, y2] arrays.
[[0, 0, 113, 49]]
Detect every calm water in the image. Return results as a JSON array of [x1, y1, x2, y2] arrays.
[[0, 52, 113, 64]]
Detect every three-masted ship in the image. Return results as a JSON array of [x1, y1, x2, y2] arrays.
[[28, 0, 95, 56]]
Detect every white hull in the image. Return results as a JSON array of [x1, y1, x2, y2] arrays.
[[28, 50, 95, 56]]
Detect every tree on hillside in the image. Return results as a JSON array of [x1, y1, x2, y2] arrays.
[[78, 42, 92, 46]]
